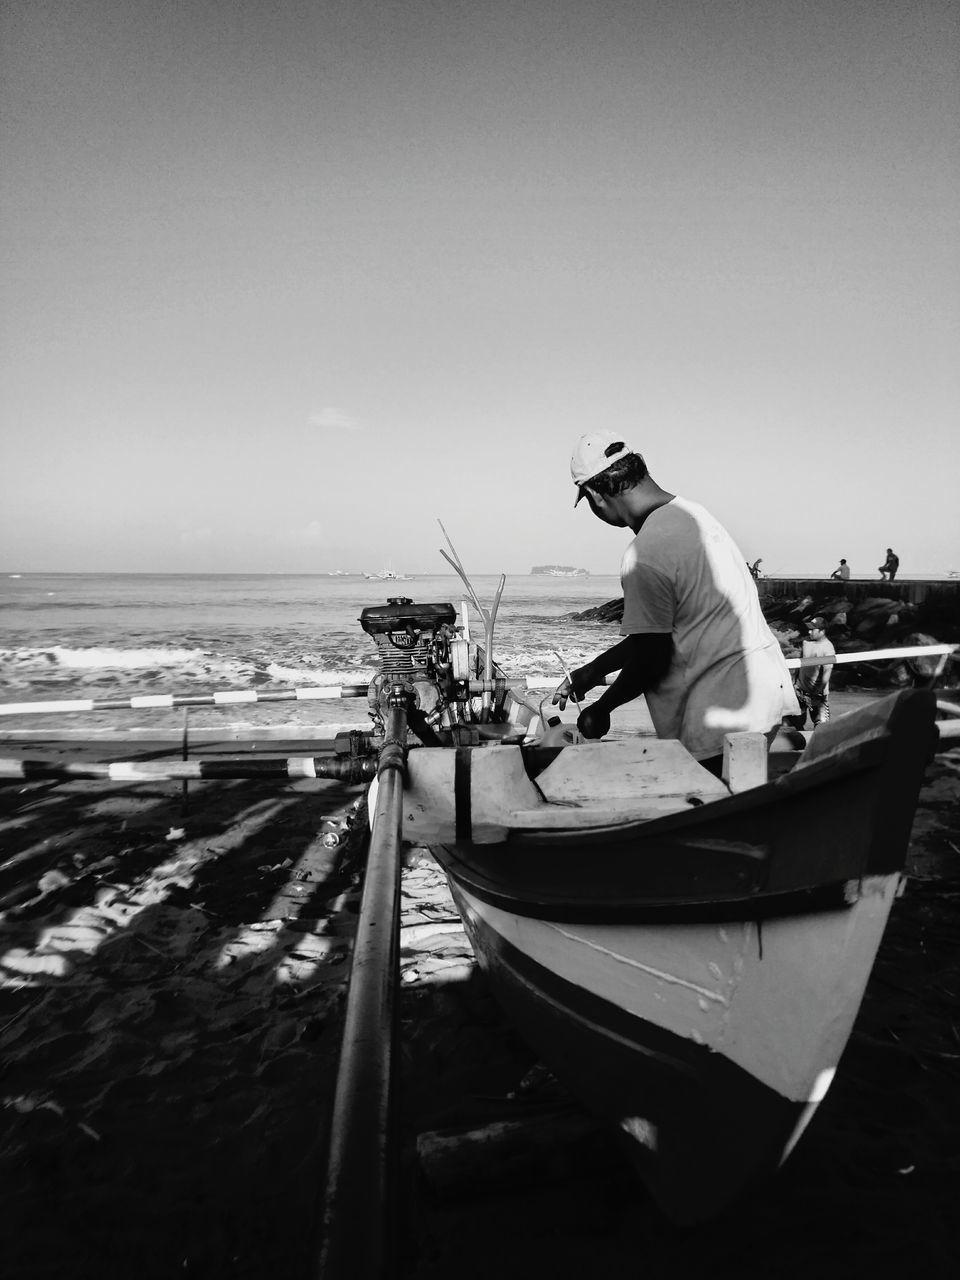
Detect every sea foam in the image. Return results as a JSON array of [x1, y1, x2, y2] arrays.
[[45, 646, 209, 669]]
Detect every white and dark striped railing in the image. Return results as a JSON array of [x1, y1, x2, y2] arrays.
[[784, 644, 956, 670], [523, 643, 957, 688], [0, 685, 371, 717], [0, 754, 377, 783], [0, 679, 506, 717]]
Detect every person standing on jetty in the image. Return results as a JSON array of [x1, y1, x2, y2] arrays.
[[787, 616, 834, 729], [879, 548, 900, 580], [830, 558, 851, 581], [553, 431, 799, 770]]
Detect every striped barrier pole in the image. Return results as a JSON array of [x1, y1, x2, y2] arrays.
[[0, 755, 377, 784], [0, 685, 372, 717], [0, 680, 505, 717], [784, 644, 957, 670], [523, 644, 957, 690]]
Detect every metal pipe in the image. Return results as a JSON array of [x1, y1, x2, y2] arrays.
[[317, 697, 408, 1280]]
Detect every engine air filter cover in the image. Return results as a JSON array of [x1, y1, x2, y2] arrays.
[[359, 599, 456, 644]]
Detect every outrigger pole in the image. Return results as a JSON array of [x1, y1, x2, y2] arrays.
[[317, 689, 409, 1280], [0, 754, 376, 783], [0, 685, 371, 717]]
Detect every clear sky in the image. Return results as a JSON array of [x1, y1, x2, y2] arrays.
[[2, 0, 958, 578]]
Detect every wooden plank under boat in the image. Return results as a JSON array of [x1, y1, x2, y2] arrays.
[[402, 689, 937, 1223]]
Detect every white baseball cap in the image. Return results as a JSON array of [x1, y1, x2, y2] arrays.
[[570, 431, 637, 506]]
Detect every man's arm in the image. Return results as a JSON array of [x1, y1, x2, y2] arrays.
[[554, 633, 673, 739], [818, 646, 835, 694]]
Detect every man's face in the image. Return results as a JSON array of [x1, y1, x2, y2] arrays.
[[583, 488, 628, 528]]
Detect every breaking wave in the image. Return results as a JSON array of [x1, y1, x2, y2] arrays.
[[39, 645, 208, 669]]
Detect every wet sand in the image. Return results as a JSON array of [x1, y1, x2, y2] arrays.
[[1, 706, 958, 1278]]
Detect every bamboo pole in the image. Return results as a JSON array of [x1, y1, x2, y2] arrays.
[[316, 696, 408, 1280], [0, 685, 370, 717], [437, 520, 505, 721], [785, 644, 956, 669], [0, 755, 377, 783], [522, 644, 957, 691]]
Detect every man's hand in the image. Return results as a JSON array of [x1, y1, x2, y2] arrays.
[[576, 704, 611, 740], [552, 663, 597, 711]]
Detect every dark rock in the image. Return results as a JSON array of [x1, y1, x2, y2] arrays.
[[568, 598, 624, 623]]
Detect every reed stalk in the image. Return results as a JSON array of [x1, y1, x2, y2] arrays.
[[438, 520, 505, 721]]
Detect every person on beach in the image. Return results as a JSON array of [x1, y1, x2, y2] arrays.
[[553, 431, 799, 770], [786, 616, 834, 729], [879, 548, 899, 580], [830, 558, 851, 581]]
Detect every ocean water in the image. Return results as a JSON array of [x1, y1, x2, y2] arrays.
[[0, 572, 624, 730]]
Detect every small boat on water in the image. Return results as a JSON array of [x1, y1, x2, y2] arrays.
[[363, 565, 411, 581], [530, 564, 590, 577]]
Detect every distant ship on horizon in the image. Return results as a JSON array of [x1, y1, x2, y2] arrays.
[[531, 564, 590, 577], [363, 565, 412, 581]]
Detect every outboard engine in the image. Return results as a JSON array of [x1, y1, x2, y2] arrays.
[[360, 596, 548, 745], [359, 598, 456, 737], [359, 598, 456, 682], [359, 597, 512, 742]]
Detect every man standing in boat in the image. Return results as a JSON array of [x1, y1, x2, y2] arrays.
[[554, 431, 799, 771]]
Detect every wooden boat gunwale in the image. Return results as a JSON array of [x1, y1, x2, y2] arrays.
[[424, 690, 936, 928]]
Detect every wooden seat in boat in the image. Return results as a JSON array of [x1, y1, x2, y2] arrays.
[[402, 739, 729, 844]]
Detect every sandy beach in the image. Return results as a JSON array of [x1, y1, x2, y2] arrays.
[[1, 700, 958, 1278]]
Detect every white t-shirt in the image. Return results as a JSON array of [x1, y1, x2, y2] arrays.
[[796, 636, 836, 692], [619, 497, 800, 758]]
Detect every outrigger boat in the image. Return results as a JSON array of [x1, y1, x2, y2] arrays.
[[404, 688, 935, 1222], [1, 545, 956, 1268], [351, 595, 940, 1225]]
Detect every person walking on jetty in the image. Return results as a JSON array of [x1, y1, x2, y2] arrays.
[[553, 431, 799, 770], [786, 616, 835, 730], [879, 548, 899, 580], [830, 558, 851, 581]]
